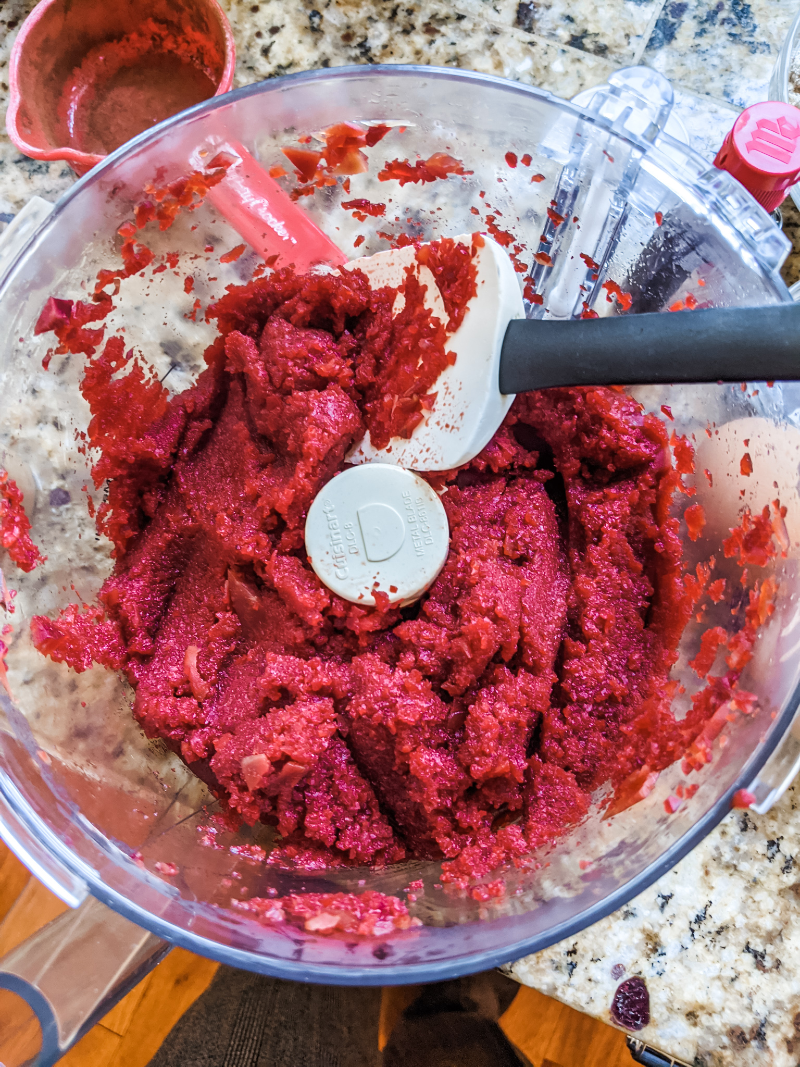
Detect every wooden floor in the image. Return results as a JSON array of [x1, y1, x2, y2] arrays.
[[0, 841, 631, 1067]]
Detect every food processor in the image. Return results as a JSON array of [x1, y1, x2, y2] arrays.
[[1, 64, 800, 1065]]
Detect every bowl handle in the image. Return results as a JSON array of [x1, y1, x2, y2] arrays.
[[0, 895, 169, 1066]]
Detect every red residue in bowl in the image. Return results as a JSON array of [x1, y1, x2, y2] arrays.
[[707, 578, 726, 603], [680, 573, 777, 776], [377, 152, 471, 185], [670, 431, 695, 475], [233, 889, 420, 937], [601, 279, 632, 312], [723, 506, 777, 568], [684, 502, 706, 541], [220, 244, 246, 264], [0, 470, 43, 573], [731, 788, 756, 809], [282, 147, 325, 183], [365, 125, 391, 147], [342, 199, 387, 220], [283, 122, 393, 195], [689, 626, 728, 679]]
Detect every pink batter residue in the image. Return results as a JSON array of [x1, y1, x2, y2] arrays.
[[56, 19, 221, 156]]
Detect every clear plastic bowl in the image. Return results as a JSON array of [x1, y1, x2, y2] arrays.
[[0, 65, 799, 1005]]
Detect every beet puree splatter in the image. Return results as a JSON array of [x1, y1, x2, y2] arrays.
[[0, 470, 42, 573], [30, 216, 771, 884], [377, 153, 471, 185], [342, 199, 387, 219], [233, 889, 420, 936], [283, 122, 391, 196]]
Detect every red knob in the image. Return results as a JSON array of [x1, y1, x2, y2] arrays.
[[714, 100, 800, 213]]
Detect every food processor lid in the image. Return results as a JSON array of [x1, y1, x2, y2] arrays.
[[714, 100, 800, 212]]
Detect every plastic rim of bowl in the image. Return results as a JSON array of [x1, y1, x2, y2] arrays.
[[0, 63, 797, 983]]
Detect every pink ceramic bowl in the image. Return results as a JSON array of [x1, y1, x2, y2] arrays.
[[6, 0, 235, 176]]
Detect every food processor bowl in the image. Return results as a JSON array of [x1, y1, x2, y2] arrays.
[[1, 63, 800, 1057]]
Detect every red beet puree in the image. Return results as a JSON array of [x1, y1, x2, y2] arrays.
[[32, 244, 697, 881], [56, 19, 219, 156], [234, 890, 420, 937]]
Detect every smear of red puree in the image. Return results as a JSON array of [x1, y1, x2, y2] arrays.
[[56, 19, 220, 157], [0, 469, 42, 573], [233, 889, 420, 936], [34, 160, 232, 359], [0, 470, 43, 700], [681, 572, 775, 776]]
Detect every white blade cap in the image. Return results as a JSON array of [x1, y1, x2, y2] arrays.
[[304, 464, 449, 606]]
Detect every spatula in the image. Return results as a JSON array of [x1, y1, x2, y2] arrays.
[[344, 232, 800, 472]]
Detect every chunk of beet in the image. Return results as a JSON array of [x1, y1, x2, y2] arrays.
[[610, 976, 650, 1031], [35, 297, 74, 334]]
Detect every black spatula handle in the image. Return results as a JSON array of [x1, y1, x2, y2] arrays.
[[499, 303, 800, 393]]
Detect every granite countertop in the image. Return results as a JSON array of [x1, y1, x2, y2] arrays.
[[508, 783, 800, 1066], [2, 1, 800, 1064]]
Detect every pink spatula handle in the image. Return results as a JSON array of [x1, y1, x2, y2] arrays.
[[206, 143, 347, 271]]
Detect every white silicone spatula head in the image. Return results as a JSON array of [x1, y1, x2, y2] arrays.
[[344, 233, 525, 472]]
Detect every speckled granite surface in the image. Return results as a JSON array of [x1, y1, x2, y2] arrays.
[[2, 1, 800, 1064], [508, 783, 800, 1066], [644, 0, 798, 110]]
